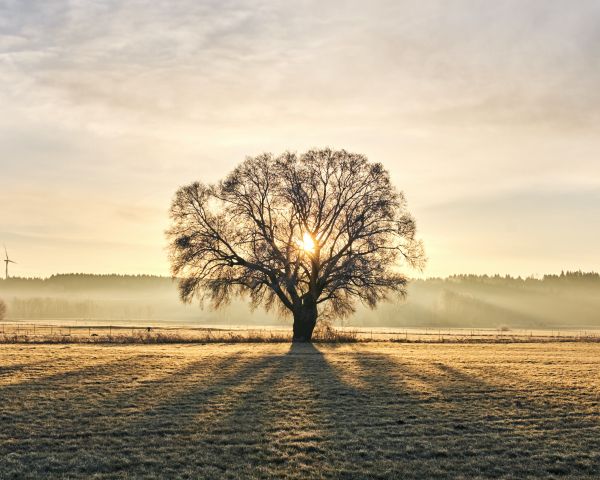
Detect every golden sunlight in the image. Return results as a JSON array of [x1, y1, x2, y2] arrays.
[[297, 232, 315, 254]]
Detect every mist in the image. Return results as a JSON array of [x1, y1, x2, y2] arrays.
[[1, 272, 599, 329]]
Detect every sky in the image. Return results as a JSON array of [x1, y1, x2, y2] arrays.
[[1, 0, 600, 278]]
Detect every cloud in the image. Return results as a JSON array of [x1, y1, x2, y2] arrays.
[[1, 0, 600, 276], [3, 0, 600, 130]]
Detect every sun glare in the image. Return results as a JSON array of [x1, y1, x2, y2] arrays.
[[298, 232, 315, 253]]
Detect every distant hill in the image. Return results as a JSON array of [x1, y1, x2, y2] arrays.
[[1, 271, 599, 328]]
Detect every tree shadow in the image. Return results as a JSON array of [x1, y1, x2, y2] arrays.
[[340, 349, 600, 478], [101, 343, 347, 478], [121, 343, 598, 479], [0, 347, 290, 478], [91, 347, 298, 477], [0, 359, 60, 377], [2, 344, 598, 479]]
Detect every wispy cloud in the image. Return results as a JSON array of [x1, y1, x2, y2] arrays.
[[1, 0, 600, 276]]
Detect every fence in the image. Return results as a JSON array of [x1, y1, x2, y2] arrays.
[[1, 322, 599, 343]]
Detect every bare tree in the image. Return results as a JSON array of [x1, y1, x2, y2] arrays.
[[0, 298, 6, 321], [167, 149, 425, 341]]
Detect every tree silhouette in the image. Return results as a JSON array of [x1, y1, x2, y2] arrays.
[[167, 149, 425, 341]]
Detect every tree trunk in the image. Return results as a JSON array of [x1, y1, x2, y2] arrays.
[[292, 301, 318, 342]]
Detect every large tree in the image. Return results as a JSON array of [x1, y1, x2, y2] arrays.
[[167, 149, 425, 341]]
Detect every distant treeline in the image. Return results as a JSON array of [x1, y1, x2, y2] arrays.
[[361, 271, 600, 329], [7, 297, 156, 320], [0, 274, 173, 293], [2, 270, 598, 291], [1, 271, 599, 327], [0, 274, 262, 324], [437, 271, 600, 288]]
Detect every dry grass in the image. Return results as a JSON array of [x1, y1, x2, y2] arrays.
[[0, 325, 359, 344], [2, 323, 599, 344], [0, 343, 599, 479]]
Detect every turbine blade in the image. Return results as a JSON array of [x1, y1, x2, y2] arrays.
[[8, 260, 16, 264]]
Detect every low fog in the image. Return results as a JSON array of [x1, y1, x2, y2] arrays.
[[1, 272, 599, 329]]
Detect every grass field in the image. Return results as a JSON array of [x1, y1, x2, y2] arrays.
[[1, 343, 599, 479]]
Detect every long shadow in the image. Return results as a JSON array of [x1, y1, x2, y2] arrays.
[[78, 348, 298, 478], [103, 352, 243, 417], [344, 349, 600, 478], [0, 359, 60, 376], [0, 351, 180, 480], [223, 344, 599, 479], [0, 343, 346, 479], [179, 344, 338, 474], [3, 344, 598, 479], [0, 347, 289, 478], [458, 353, 600, 414], [0, 353, 171, 444], [0, 354, 146, 401], [200, 343, 364, 479], [191, 345, 303, 477], [0, 356, 135, 390], [297, 345, 431, 479], [432, 362, 600, 441], [105, 343, 352, 478]]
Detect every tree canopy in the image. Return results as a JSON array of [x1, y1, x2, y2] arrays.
[[167, 148, 425, 341]]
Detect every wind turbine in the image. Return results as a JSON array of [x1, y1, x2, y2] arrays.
[[3, 245, 16, 280]]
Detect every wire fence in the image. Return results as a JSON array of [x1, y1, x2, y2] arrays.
[[1, 322, 599, 343]]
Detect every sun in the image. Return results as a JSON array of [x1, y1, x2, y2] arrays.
[[297, 232, 315, 254]]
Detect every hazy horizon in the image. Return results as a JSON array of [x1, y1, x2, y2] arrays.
[[1, 269, 596, 282], [3, 271, 600, 328], [2, 0, 600, 278]]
